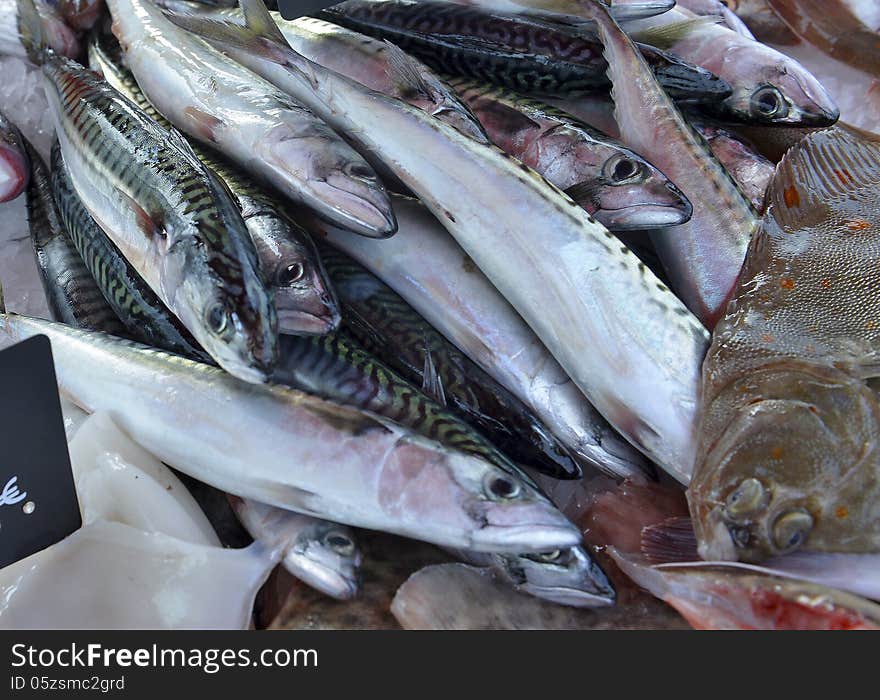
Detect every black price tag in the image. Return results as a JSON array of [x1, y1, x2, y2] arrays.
[[276, 0, 341, 20], [0, 335, 81, 570]]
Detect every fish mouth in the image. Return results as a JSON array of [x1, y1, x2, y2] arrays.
[[595, 202, 692, 231], [0, 144, 28, 202], [317, 173, 398, 239], [520, 584, 616, 609], [695, 509, 739, 562], [470, 505, 582, 554], [277, 306, 342, 336], [284, 555, 360, 601]]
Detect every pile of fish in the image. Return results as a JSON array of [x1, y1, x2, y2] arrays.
[[0, 0, 878, 630]]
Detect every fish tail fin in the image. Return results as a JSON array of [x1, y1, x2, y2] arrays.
[[16, 0, 47, 64], [163, 0, 289, 64], [769, 126, 880, 229], [629, 17, 721, 51]]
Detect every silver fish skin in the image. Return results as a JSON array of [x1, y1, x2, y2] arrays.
[[586, 1, 758, 329], [0, 0, 79, 59], [674, 0, 755, 37], [0, 108, 28, 202], [0, 312, 579, 553], [107, 0, 396, 239], [309, 195, 652, 481], [88, 32, 341, 336], [230, 497, 361, 600], [453, 546, 616, 608], [168, 0, 707, 482], [625, 6, 839, 127]]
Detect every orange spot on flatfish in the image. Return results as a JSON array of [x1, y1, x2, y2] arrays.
[[834, 169, 853, 185], [845, 219, 871, 232], [760, 333, 775, 344], [836, 506, 849, 519], [866, 320, 878, 330], [820, 279, 832, 289], [783, 186, 800, 208], [771, 447, 784, 460], [780, 278, 795, 290]]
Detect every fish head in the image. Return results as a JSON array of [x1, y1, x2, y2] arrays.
[[284, 520, 362, 600], [379, 436, 580, 553], [262, 123, 397, 238], [690, 363, 880, 563], [168, 215, 280, 383], [251, 216, 341, 336], [497, 546, 616, 608], [0, 139, 29, 203], [709, 49, 839, 126], [572, 146, 692, 230]]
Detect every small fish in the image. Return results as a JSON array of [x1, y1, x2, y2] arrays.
[[611, 550, 880, 630], [766, 0, 880, 75], [586, 0, 758, 328], [426, 0, 675, 23], [319, 245, 583, 480], [308, 195, 653, 481], [320, 1, 732, 104], [0, 109, 28, 203], [626, 6, 840, 126], [690, 126, 880, 563], [0, 309, 579, 552], [25, 140, 127, 334], [0, 0, 79, 59], [50, 141, 208, 359], [453, 546, 616, 608], [230, 497, 362, 600], [17, 0, 279, 383], [445, 77, 692, 230], [107, 0, 396, 238], [89, 34, 341, 336], [166, 0, 708, 483]]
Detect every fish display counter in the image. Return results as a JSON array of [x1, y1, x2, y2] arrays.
[[0, 0, 878, 632]]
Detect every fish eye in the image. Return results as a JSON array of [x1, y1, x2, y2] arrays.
[[277, 262, 305, 286], [771, 510, 813, 553], [205, 301, 232, 337], [325, 532, 355, 557], [603, 154, 643, 184], [724, 478, 768, 519], [751, 86, 789, 119], [484, 473, 522, 501]]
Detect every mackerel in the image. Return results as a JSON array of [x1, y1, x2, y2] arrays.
[[308, 197, 651, 480], [17, 0, 278, 383], [319, 245, 582, 480], [88, 35, 341, 336], [50, 142, 208, 359], [319, 1, 731, 103], [26, 140, 126, 334], [0, 311, 579, 552], [168, 0, 707, 480], [444, 77, 691, 230], [107, 0, 396, 239]]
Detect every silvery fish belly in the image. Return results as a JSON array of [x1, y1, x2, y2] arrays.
[[690, 126, 880, 564], [107, 0, 396, 239]]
